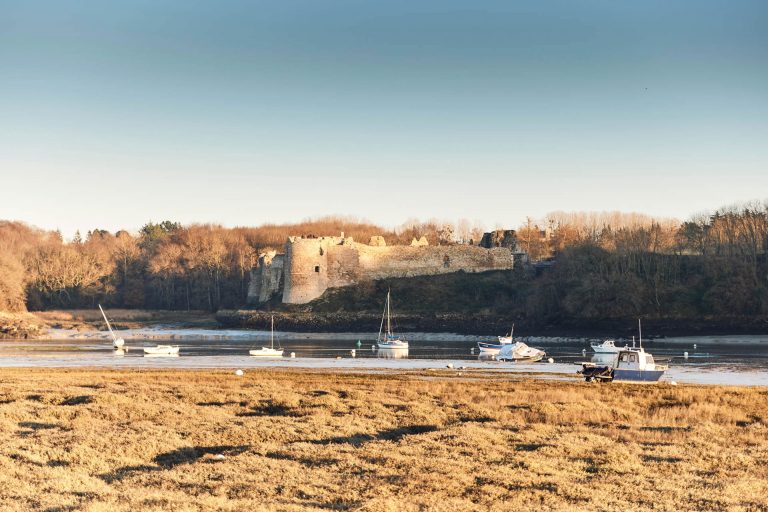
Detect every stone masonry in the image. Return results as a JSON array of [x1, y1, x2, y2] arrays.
[[247, 231, 520, 305]]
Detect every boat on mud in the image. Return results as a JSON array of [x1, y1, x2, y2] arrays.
[[477, 325, 515, 355], [579, 321, 667, 383], [143, 345, 180, 355], [579, 346, 667, 383], [496, 341, 546, 362]]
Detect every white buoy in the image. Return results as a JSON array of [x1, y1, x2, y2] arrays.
[[446, 363, 454, 369], [212, 453, 226, 461], [547, 358, 554, 364], [693, 344, 697, 349], [235, 369, 244, 376], [684, 351, 689, 359], [371, 345, 376, 350], [670, 381, 678, 386], [582, 348, 587, 355], [290, 352, 296, 358], [350, 349, 356, 357], [470, 348, 475, 354]]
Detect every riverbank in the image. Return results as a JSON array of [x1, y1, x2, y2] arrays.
[[0, 312, 44, 339], [0, 368, 765, 510], [217, 309, 768, 338]]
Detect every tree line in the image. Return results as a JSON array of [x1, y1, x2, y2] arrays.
[[1, 202, 767, 319]]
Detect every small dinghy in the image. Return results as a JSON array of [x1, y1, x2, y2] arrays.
[[249, 315, 284, 357], [143, 345, 180, 355], [496, 341, 546, 362]]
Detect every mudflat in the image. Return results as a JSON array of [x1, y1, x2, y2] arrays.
[[0, 368, 766, 511]]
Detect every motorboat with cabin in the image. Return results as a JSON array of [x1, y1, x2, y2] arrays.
[[477, 324, 516, 355], [590, 339, 625, 354], [579, 320, 667, 383]]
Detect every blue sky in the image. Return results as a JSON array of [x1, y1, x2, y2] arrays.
[[1, 0, 766, 237]]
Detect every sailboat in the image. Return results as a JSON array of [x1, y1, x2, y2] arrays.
[[249, 315, 284, 357], [98, 304, 125, 349], [377, 290, 408, 349]]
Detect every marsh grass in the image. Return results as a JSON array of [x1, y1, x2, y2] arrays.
[[0, 369, 766, 511]]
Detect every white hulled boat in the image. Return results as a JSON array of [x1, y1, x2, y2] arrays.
[[377, 290, 408, 349], [477, 324, 515, 355], [143, 344, 179, 355], [496, 341, 546, 362], [579, 320, 668, 383], [249, 315, 284, 357], [590, 339, 625, 354]]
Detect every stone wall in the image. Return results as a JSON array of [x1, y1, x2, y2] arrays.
[[246, 252, 284, 305], [247, 233, 518, 306]]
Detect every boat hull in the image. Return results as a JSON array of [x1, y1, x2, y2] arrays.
[[143, 345, 179, 355], [580, 365, 665, 383], [378, 342, 408, 349], [249, 348, 284, 357], [613, 368, 665, 382], [477, 342, 502, 354]]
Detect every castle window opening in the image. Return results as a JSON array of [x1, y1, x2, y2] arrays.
[[314, 266, 320, 273]]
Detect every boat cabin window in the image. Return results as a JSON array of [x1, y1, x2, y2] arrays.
[[629, 354, 637, 363], [620, 354, 629, 362], [646, 354, 654, 364]]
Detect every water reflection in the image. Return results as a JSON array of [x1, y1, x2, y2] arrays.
[[377, 347, 409, 359], [144, 353, 180, 358]]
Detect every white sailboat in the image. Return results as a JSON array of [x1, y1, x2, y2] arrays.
[[249, 315, 284, 357], [98, 304, 125, 349], [377, 290, 408, 349]]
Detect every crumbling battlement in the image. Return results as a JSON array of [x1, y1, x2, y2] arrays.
[[248, 231, 520, 305]]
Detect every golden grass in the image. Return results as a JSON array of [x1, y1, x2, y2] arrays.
[[0, 369, 766, 511]]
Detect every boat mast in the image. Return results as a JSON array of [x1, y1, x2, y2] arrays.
[[386, 290, 392, 337], [271, 315, 274, 349], [98, 304, 117, 342], [638, 318, 642, 348]]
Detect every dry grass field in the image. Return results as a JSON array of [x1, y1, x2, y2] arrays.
[[0, 369, 766, 511]]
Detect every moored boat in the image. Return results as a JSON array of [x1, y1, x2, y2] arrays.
[[143, 345, 179, 355], [579, 321, 667, 383], [590, 339, 624, 354], [477, 324, 515, 355], [377, 290, 408, 349], [496, 341, 546, 362], [249, 315, 284, 357]]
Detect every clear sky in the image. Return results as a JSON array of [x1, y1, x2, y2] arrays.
[[1, 0, 767, 237]]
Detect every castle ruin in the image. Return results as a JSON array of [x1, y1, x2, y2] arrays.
[[247, 231, 521, 305]]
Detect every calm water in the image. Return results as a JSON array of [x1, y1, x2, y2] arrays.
[[1, 333, 767, 385]]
